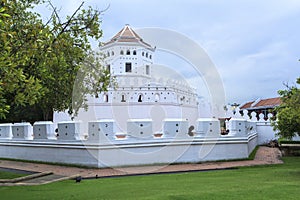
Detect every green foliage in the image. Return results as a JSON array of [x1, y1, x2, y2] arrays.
[[0, 0, 45, 119], [272, 78, 300, 140], [0, 0, 110, 121], [72, 51, 114, 117]]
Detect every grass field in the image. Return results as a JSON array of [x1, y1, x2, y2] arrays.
[[0, 157, 299, 200], [0, 171, 27, 179]]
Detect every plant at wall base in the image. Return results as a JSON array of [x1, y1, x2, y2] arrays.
[[0, 0, 111, 122], [271, 78, 300, 140]]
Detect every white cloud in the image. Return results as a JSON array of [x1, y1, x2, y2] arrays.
[[34, 0, 300, 104]]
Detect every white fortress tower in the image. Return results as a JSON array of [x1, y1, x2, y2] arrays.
[[0, 25, 258, 168], [55, 25, 199, 133]]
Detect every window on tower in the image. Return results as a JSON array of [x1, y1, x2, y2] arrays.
[[120, 50, 124, 55], [142, 52, 144, 56], [125, 62, 132, 72], [111, 51, 114, 56], [126, 50, 130, 55], [138, 94, 143, 102], [133, 50, 137, 55], [121, 94, 126, 102], [146, 52, 148, 58], [146, 65, 150, 75], [103, 94, 108, 102]]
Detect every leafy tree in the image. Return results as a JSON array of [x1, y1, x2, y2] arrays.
[[272, 78, 300, 140], [0, 0, 45, 119], [0, 0, 111, 122]]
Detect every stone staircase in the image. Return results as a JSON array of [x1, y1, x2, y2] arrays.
[[0, 171, 76, 186]]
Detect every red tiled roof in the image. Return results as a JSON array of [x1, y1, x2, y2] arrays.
[[240, 97, 281, 110], [254, 97, 281, 108], [103, 25, 152, 48], [240, 101, 254, 109]]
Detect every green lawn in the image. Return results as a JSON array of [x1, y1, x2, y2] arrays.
[[0, 157, 299, 200], [0, 171, 27, 179]]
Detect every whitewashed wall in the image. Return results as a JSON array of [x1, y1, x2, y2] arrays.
[[225, 108, 278, 145], [0, 118, 258, 168], [0, 134, 257, 168]]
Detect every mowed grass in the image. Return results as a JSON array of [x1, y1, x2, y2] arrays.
[[0, 157, 299, 200], [0, 171, 27, 179]]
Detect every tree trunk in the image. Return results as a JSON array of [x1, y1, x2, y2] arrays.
[[43, 109, 53, 121]]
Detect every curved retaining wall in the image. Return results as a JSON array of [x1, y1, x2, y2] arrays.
[[0, 133, 257, 168]]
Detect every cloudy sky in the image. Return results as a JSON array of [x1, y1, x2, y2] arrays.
[[36, 0, 300, 104]]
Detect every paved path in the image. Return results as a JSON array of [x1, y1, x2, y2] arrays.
[[0, 146, 283, 184]]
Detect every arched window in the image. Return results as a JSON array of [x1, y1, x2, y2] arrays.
[[146, 65, 150, 75], [146, 52, 148, 58], [107, 52, 110, 57], [111, 51, 114, 56], [103, 94, 108, 102], [126, 50, 130, 55], [149, 55, 152, 59], [142, 52, 144, 56], [138, 94, 143, 102], [133, 50, 137, 55], [155, 93, 160, 102], [121, 94, 126, 102], [120, 50, 124, 55]]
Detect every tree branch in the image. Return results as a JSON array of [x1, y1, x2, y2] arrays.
[[47, 0, 62, 24], [51, 1, 85, 45]]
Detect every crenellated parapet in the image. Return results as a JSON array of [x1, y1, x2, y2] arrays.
[[0, 117, 259, 143], [33, 121, 56, 140], [12, 123, 33, 140], [57, 121, 83, 141], [0, 123, 13, 139], [0, 117, 259, 168]]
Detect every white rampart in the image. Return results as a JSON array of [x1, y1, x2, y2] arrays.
[[225, 108, 279, 144], [0, 117, 259, 168]]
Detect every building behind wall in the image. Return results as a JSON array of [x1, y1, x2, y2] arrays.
[[239, 97, 281, 120]]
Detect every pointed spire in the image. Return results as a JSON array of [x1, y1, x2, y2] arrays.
[[103, 24, 152, 48]]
